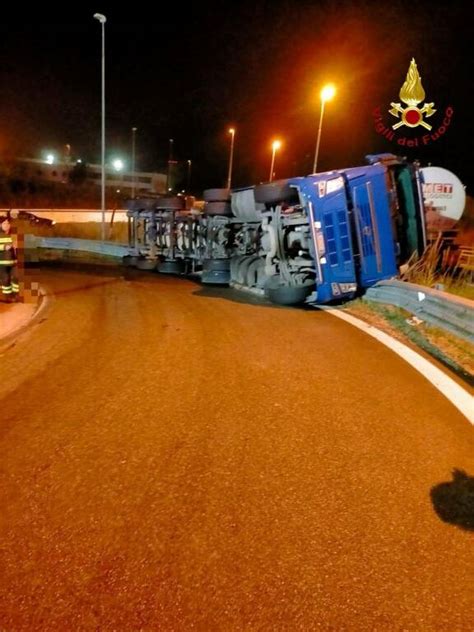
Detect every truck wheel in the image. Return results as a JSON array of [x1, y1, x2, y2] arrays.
[[230, 255, 247, 280], [136, 258, 158, 271], [265, 284, 312, 305], [157, 260, 185, 274], [254, 180, 298, 205], [204, 201, 233, 216], [156, 196, 185, 210], [201, 259, 230, 285], [132, 198, 158, 211], [125, 199, 144, 212], [203, 188, 231, 202], [122, 255, 140, 267], [236, 255, 260, 285], [246, 258, 266, 288]]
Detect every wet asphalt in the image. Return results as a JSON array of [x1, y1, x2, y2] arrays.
[[0, 265, 473, 631]]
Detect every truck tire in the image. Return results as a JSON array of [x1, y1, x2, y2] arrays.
[[203, 188, 231, 202], [125, 199, 143, 212], [230, 255, 247, 280], [204, 201, 233, 216], [201, 259, 230, 285], [254, 180, 298, 205], [133, 198, 158, 211], [136, 258, 158, 271], [246, 257, 266, 288], [157, 260, 185, 274], [156, 196, 185, 210], [122, 255, 139, 267], [236, 255, 260, 285], [265, 284, 312, 305]]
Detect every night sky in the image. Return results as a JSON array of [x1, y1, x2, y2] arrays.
[[0, 0, 472, 194]]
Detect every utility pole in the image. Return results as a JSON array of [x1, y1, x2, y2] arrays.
[[93, 13, 107, 241], [131, 127, 137, 198], [186, 159, 192, 193]]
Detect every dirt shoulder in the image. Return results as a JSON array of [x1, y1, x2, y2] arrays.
[[342, 299, 474, 387]]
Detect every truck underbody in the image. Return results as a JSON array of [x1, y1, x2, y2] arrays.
[[125, 154, 426, 305]]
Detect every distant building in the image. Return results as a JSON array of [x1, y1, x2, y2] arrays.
[[17, 158, 167, 196]]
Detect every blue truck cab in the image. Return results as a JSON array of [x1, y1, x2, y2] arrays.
[[283, 154, 426, 304]]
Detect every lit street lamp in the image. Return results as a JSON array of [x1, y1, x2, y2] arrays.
[[93, 12, 107, 241], [269, 139, 281, 182], [112, 158, 125, 172], [131, 127, 137, 199], [227, 127, 235, 189], [312, 83, 336, 174]]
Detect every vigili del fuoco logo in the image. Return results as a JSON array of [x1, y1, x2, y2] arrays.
[[373, 58, 453, 147]]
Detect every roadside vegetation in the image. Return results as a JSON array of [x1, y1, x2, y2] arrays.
[[398, 196, 474, 300], [400, 234, 474, 300], [344, 300, 474, 383]]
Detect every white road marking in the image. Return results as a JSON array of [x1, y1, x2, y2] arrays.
[[319, 306, 474, 425]]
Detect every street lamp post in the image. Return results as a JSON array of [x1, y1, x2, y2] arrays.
[[269, 140, 281, 182], [313, 84, 336, 174], [227, 128, 235, 189], [131, 127, 137, 199], [186, 159, 192, 193], [94, 12, 107, 241]]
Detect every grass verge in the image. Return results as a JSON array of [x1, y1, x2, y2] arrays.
[[343, 299, 474, 387]]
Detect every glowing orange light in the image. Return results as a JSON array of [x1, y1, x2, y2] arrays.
[[228, 128, 235, 135], [272, 140, 282, 151], [321, 84, 336, 102]]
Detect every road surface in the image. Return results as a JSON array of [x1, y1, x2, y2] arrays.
[[1, 265, 473, 631]]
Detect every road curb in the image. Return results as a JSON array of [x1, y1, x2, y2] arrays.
[[318, 305, 474, 425], [0, 286, 47, 343]]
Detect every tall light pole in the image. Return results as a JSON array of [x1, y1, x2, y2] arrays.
[[313, 84, 336, 174], [131, 126, 137, 199], [227, 127, 235, 189], [186, 159, 192, 193], [94, 12, 107, 240], [269, 139, 281, 182]]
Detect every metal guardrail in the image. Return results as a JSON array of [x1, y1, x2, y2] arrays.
[[24, 235, 128, 259], [364, 279, 474, 343]]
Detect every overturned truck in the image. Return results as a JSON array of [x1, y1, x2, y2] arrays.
[[124, 153, 426, 305]]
